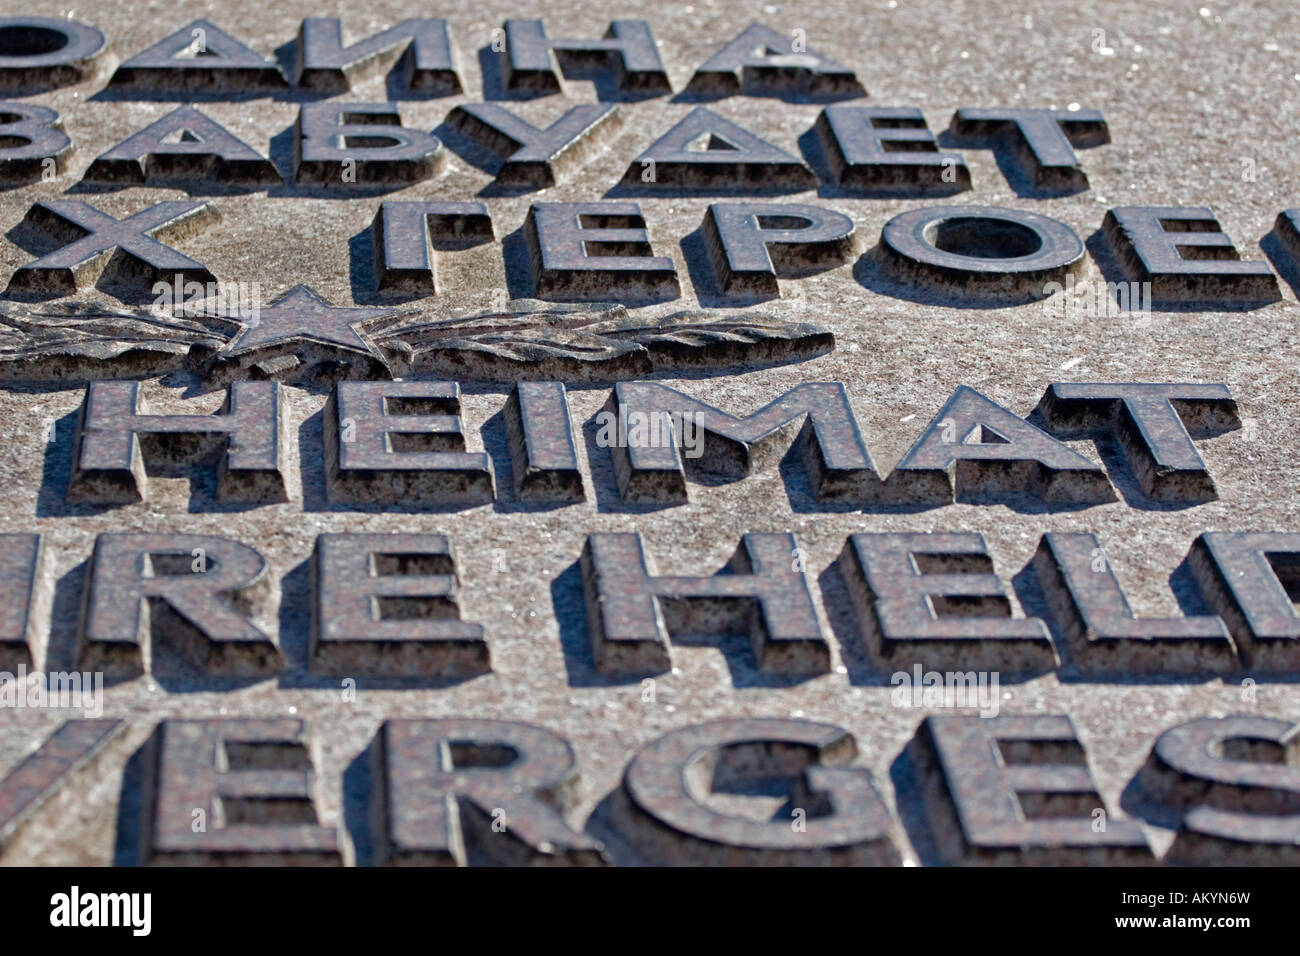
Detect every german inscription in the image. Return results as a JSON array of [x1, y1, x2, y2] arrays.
[[0, 1, 1295, 871]]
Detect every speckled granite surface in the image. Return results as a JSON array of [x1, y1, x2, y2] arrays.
[[0, 0, 1297, 865]]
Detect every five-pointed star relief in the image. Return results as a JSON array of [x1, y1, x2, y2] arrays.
[[225, 285, 395, 355]]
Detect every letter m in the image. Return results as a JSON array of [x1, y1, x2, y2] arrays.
[[48, 672, 80, 703], [101, 894, 129, 926], [1106, 280, 1130, 314], [608, 381, 881, 505], [948, 671, 976, 702]]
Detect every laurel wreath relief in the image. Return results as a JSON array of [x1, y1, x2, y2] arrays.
[[0, 297, 834, 384]]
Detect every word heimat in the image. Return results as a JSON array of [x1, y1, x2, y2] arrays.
[[57, 379, 1239, 507]]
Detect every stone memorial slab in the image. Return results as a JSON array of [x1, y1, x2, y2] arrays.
[[0, 0, 1295, 873]]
